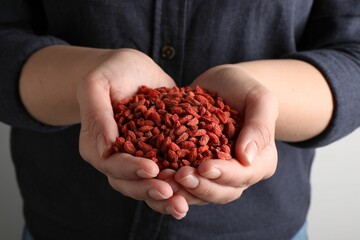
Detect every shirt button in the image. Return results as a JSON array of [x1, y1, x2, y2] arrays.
[[161, 45, 176, 60]]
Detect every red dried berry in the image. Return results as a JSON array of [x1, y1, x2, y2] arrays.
[[112, 85, 242, 170]]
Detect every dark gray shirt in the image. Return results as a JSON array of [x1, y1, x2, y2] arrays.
[[1, 0, 360, 239]]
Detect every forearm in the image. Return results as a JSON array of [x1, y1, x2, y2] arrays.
[[237, 59, 334, 142], [20, 48, 334, 142], [19, 45, 112, 126]]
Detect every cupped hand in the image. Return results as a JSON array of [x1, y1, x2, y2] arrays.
[[76, 49, 188, 218], [172, 64, 279, 204]]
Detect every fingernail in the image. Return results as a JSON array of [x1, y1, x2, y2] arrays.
[[203, 168, 221, 179], [245, 141, 258, 164], [136, 169, 157, 178], [179, 174, 199, 189], [165, 205, 186, 220], [148, 188, 168, 200]]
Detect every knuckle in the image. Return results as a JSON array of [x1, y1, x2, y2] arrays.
[[195, 185, 213, 200], [252, 122, 272, 150], [263, 160, 277, 179], [98, 163, 112, 177], [218, 190, 242, 205], [245, 174, 261, 187], [108, 177, 120, 192], [82, 110, 103, 135], [78, 144, 89, 162]]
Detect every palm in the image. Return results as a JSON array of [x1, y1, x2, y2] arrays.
[[169, 64, 279, 205], [78, 48, 175, 159], [92, 49, 175, 104]]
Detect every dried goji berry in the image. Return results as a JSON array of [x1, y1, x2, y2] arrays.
[[113, 85, 242, 170], [123, 141, 136, 155]]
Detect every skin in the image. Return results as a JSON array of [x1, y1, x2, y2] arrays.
[[19, 46, 333, 219]]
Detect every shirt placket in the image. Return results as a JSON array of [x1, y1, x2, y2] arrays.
[[129, 1, 188, 240], [152, 0, 188, 86]]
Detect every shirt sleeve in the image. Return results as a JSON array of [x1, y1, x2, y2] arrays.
[[0, 0, 69, 132], [285, 0, 360, 148]]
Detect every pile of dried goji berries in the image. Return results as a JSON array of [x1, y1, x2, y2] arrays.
[[113, 85, 242, 170]]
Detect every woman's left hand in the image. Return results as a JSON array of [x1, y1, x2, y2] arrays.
[[146, 64, 279, 217], [149, 64, 279, 210]]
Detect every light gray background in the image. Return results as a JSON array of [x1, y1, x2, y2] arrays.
[[1, 121, 359, 239]]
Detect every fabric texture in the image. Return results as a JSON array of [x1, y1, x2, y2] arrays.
[[1, 0, 360, 239]]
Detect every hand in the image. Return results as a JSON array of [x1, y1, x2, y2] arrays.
[[145, 169, 207, 219], [172, 64, 279, 204], [76, 49, 188, 218], [146, 169, 200, 219]]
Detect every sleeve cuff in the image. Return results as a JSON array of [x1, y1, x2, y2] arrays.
[[0, 31, 70, 132], [285, 48, 360, 148]]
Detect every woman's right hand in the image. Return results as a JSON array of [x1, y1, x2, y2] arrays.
[[76, 49, 188, 218]]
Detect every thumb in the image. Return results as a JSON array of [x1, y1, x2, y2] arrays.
[[77, 75, 118, 161], [235, 87, 278, 165]]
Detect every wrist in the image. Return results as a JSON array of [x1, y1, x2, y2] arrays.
[[19, 45, 113, 125], [236, 60, 333, 142]]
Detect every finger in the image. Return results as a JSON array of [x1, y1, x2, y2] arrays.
[[198, 159, 266, 188], [77, 73, 118, 161], [157, 169, 180, 192], [235, 87, 278, 165], [146, 194, 189, 220], [158, 169, 208, 205], [99, 153, 159, 180], [197, 157, 275, 188], [157, 169, 177, 181], [197, 159, 251, 188], [77, 74, 160, 179], [175, 167, 244, 204], [108, 177, 173, 201]]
